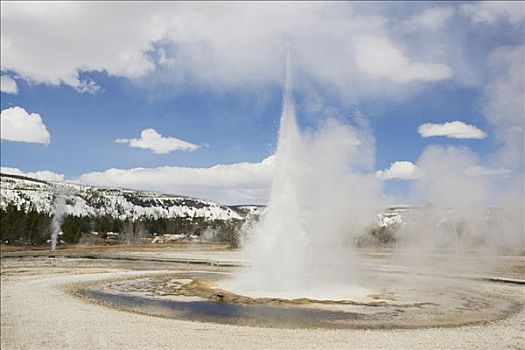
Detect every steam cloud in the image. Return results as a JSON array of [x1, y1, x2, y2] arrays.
[[224, 53, 383, 299], [50, 187, 67, 251], [224, 50, 523, 299]]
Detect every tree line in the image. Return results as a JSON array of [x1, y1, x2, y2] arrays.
[[0, 204, 243, 247]]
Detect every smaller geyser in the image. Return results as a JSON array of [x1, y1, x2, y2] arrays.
[[50, 188, 66, 251]]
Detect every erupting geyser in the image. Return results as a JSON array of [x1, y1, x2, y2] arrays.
[[50, 189, 66, 251], [223, 52, 382, 299], [69, 52, 523, 335]]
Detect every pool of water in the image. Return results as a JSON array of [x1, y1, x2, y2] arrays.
[[77, 271, 522, 329]]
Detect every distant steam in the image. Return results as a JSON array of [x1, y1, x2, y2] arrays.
[[50, 187, 67, 251]]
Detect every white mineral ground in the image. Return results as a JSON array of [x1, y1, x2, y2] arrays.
[[1, 252, 524, 350]]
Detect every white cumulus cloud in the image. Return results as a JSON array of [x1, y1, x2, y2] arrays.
[[464, 166, 511, 177], [0, 166, 64, 182], [403, 6, 455, 32], [0, 106, 51, 144], [0, 75, 18, 94], [418, 121, 487, 139], [376, 160, 510, 181], [77, 156, 275, 204], [355, 36, 452, 83], [461, 2, 525, 26], [0, 2, 162, 90], [483, 45, 525, 169], [0, 2, 454, 99], [2, 156, 276, 204], [116, 128, 200, 154], [376, 161, 420, 180]]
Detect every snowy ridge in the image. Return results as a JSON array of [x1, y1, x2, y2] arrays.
[[228, 205, 266, 217], [0, 173, 243, 221], [0, 172, 418, 227]]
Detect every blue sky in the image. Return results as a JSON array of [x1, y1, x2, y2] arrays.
[[1, 75, 280, 172], [1, 2, 523, 204]]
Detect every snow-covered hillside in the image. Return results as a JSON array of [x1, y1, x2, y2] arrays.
[[0, 172, 417, 227], [228, 205, 266, 217], [0, 173, 245, 221]]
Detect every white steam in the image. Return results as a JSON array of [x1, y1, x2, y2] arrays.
[[223, 53, 382, 299], [50, 187, 67, 251], [397, 145, 524, 253]]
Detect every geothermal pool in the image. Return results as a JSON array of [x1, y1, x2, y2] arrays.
[[77, 268, 521, 329], [2, 250, 523, 350]]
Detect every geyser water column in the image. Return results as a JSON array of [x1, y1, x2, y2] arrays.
[[50, 188, 66, 251], [244, 51, 311, 294], [223, 52, 378, 299]]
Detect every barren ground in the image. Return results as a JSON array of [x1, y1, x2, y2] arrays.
[[1, 246, 524, 349]]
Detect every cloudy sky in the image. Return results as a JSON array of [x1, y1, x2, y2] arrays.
[[1, 2, 523, 204]]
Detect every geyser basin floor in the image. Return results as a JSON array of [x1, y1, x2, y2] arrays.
[[2, 253, 524, 349], [76, 270, 521, 329]]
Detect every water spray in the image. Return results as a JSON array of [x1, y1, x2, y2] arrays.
[[224, 46, 382, 299], [50, 185, 67, 251]]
